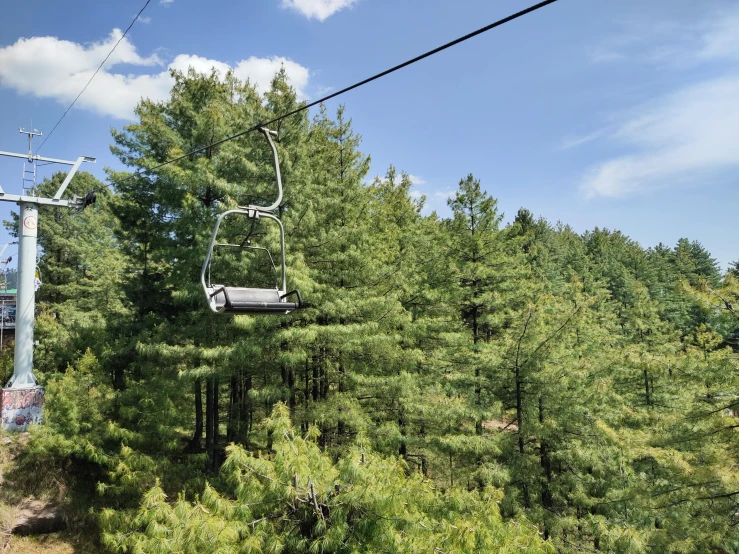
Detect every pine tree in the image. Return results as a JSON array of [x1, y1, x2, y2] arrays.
[[102, 404, 553, 554], [107, 67, 308, 468], [445, 174, 528, 436]]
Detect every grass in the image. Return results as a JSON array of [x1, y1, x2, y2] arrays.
[[7, 532, 98, 554], [0, 431, 98, 554]]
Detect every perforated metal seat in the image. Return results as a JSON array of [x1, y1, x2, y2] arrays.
[[209, 286, 301, 314]]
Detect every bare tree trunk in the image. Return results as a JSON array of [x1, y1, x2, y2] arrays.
[[539, 395, 553, 535], [245, 373, 253, 449], [227, 375, 238, 442], [205, 378, 214, 465], [189, 378, 203, 451], [474, 310, 483, 435], [212, 377, 220, 469]]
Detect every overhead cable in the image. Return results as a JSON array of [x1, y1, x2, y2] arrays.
[[118, 0, 559, 184], [36, 0, 153, 153]]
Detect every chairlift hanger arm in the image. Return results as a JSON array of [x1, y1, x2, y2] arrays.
[[240, 128, 282, 213]]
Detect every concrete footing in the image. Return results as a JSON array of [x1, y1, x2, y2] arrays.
[[1, 386, 44, 431]]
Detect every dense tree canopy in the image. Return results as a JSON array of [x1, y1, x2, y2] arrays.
[[5, 69, 739, 553]]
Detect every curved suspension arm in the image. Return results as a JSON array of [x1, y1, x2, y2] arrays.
[[244, 127, 282, 212]]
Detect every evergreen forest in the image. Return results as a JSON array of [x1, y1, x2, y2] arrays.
[[2, 69, 739, 553]]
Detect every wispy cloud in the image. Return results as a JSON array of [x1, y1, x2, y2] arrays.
[[697, 9, 739, 61], [138, 15, 152, 24], [590, 6, 739, 66], [577, 6, 739, 198], [408, 174, 426, 186], [314, 85, 334, 96], [0, 30, 311, 120], [587, 45, 626, 64], [581, 75, 739, 198], [560, 128, 609, 150], [279, 0, 358, 21]]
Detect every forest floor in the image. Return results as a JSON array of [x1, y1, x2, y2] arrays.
[[0, 432, 97, 554], [7, 533, 97, 554]]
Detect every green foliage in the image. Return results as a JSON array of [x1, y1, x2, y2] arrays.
[[102, 404, 551, 554], [14, 69, 739, 553]]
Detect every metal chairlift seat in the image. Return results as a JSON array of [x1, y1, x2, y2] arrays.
[[209, 286, 302, 314], [201, 128, 302, 315]]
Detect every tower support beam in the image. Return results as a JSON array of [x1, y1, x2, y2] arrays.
[[0, 142, 95, 431]]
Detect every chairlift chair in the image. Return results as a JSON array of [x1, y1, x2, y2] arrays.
[[201, 128, 302, 315]]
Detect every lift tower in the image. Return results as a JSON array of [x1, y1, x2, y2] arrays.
[[0, 129, 95, 431]]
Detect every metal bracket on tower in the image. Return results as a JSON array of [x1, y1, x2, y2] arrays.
[[0, 151, 96, 206]]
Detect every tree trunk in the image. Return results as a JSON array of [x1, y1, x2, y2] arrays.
[[227, 375, 238, 442], [644, 369, 651, 408], [205, 378, 213, 464], [245, 373, 253, 449], [312, 359, 319, 402], [113, 364, 126, 392], [473, 309, 483, 435], [304, 358, 310, 407], [212, 377, 219, 469], [539, 396, 553, 512], [288, 367, 296, 415], [190, 378, 203, 451], [337, 360, 346, 440], [399, 409, 407, 459], [515, 364, 525, 455], [516, 363, 529, 508]]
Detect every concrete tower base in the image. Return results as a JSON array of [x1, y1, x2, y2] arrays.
[[1, 386, 44, 431]]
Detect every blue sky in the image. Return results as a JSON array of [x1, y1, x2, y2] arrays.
[[0, 0, 737, 269]]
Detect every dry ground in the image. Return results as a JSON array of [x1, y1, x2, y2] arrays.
[[0, 433, 97, 554], [8, 532, 97, 554]]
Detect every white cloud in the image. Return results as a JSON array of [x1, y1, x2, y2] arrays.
[[408, 174, 425, 186], [160, 0, 174, 5], [168, 54, 230, 76], [581, 75, 739, 198], [0, 31, 311, 120], [280, 0, 358, 21], [234, 57, 309, 96], [138, 15, 152, 24]]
